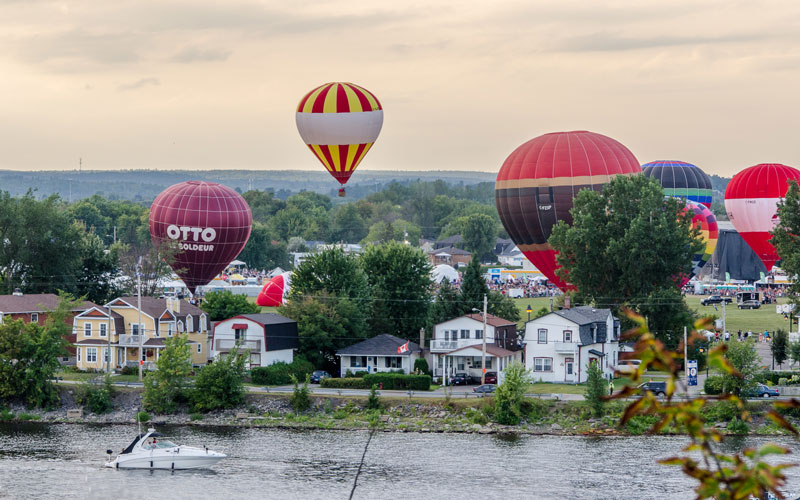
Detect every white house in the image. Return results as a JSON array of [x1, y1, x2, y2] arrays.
[[429, 313, 523, 383], [211, 313, 299, 368], [523, 306, 621, 383], [335, 334, 422, 377]]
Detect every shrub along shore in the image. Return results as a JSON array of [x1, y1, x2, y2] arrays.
[[0, 385, 796, 437]]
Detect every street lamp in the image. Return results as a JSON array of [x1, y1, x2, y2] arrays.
[[526, 304, 532, 322]]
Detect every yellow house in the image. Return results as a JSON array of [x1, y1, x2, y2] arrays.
[[73, 296, 210, 372]]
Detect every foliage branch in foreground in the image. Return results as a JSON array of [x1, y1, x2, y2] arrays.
[[612, 311, 797, 500]]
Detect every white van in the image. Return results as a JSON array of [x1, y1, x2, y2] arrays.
[[614, 359, 641, 375]]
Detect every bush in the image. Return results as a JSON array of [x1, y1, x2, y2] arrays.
[[626, 415, 660, 435], [354, 371, 369, 378], [192, 350, 247, 412], [494, 362, 530, 425], [700, 401, 737, 422], [728, 417, 749, 435], [362, 373, 431, 391], [779, 377, 790, 386], [290, 374, 311, 413], [250, 359, 315, 386], [584, 362, 606, 417], [137, 411, 151, 423], [366, 385, 381, 410], [321, 377, 367, 389], [120, 366, 138, 376], [0, 408, 14, 421], [413, 358, 430, 375], [704, 376, 725, 395]]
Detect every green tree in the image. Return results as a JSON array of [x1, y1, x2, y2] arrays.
[[361, 242, 434, 340], [242, 190, 286, 224], [74, 232, 122, 304], [366, 384, 381, 410], [461, 214, 498, 261], [269, 206, 309, 241], [0, 294, 75, 408], [460, 257, 488, 313], [429, 279, 463, 325], [772, 181, 800, 306], [585, 361, 606, 417], [237, 222, 289, 270], [200, 290, 260, 321], [290, 374, 311, 413], [720, 340, 762, 396], [487, 290, 521, 322], [330, 204, 368, 243], [191, 348, 248, 412], [143, 336, 193, 414], [549, 175, 702, 339], [494, 361, 530, 425], [290, 247, 371, 300], [772, 329, 789, 369]]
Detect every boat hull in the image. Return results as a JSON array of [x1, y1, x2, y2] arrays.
[[105, 447, 226, 470]]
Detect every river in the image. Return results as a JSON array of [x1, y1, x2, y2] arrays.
[[1, 423, 799, 499]]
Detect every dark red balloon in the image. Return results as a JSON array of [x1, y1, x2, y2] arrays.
[[149, 181, 252, 294], [495, 131, 641, 289]]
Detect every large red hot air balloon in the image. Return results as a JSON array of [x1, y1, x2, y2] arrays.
[[495, 131, 641, 289], [149, 181, 252, 294], [256, 272, 291, 307], [724, 163, 800, 272]]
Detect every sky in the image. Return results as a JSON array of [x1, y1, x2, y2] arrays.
[[1, 0, 799, 177]]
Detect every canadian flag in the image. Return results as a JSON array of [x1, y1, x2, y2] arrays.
[[397, 341, 410, 354]]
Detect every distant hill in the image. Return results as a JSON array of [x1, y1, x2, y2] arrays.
[[0, 169, 497, 203]]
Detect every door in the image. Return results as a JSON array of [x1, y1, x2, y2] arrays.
[[565, 357, 574, 382]]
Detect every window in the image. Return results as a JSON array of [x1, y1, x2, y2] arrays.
[[533, 357, 552, 372], [563, 330, 572, 342], [131, 324, 139, 336], [200, 314, 207, 332], [350, 356, 367, 368], [104, 348, 109, 363], [168, 323, 173, 337], [187, 315, 194, 332], [177, 321, 184, 333], [486, 358, 493, 369], [460, 329, 469, 339], [87, 348, 97, 363], [100, 323, 107, 337], [77, 348, 81, 362], [197, 343, 202, 354], [385, 356, 402, 368], [234, 328, 245, 341], [538, 329, 547, 344], [84, 323, 92, 337], [475, 329, 483, 339], [457, 358, 465, 371], [443, 330, 449, 341], [31, 313, 38, 322]]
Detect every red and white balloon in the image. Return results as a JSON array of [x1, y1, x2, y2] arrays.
[[256, 272, 292, 307]]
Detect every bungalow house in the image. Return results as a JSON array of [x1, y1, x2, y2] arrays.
[[429, 246, 472, 268], [211, 313, 299, 368], [72, 296, 210, 371], [430, 313, 523, 384], [335, 334, 422, 377], [0, 292, 99, 365], [523, 306, 621, 383]]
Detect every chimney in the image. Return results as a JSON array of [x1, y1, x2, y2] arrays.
[[12, 288, 22, 297], [174, 297, 180, 314], [419, 327, 425, 349]]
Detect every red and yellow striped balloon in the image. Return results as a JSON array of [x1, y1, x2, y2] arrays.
[[296, 82, 383, 189]]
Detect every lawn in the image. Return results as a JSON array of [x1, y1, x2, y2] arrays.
[[54, 371, 100, 382]]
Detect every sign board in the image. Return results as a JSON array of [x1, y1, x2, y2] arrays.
[[687, 360, 698, 387]]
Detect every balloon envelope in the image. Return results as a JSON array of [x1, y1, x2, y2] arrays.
[[495, 131, 641, 289], [681, 201, 718, 286], [642, 160, 713, 208], [149, 181, 253, 294], [256, 272, 291, 307], [724, 163, 800, 272], [296, 82, 383, 187]]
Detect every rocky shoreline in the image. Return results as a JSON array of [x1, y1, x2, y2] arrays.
[[0, 386, 790, 437]]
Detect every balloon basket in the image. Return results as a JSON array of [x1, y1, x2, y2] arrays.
[[338, 188, 346, 197]]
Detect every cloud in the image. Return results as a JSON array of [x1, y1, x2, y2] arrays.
[[169, 45, 232, 63], [554, 31, 764, 53], [117, 77, 160, 91]]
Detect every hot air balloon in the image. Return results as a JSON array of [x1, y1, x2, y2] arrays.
[[495, 131, 641, 289], [149, 181, 253, 294], [256, 272, 291, 307], [296, 82, 383, 196], [680, 201, 718, 286], [642, 160, 713, 208], [724, 163, 800, 272]]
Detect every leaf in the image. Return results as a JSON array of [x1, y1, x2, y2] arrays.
[[756, 443, 792, 458], [620, 397, 647, 425], [766, 410, 799, 437]]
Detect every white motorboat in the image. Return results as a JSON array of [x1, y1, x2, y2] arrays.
[[105, 428, 226, 470]]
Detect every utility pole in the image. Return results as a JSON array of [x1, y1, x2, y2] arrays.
[[106, 305, 112, 374], [684, 326, 688, 394], [137, 258, 143, 382], [481, 294, 487, 385], [722, 300, 727, 339]]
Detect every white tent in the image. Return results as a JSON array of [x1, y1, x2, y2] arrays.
[[432, 264, 459, 284]]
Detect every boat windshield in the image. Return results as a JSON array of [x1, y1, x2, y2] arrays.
[[142, 440, 178, 450]]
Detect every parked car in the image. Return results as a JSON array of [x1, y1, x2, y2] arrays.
[[638, 381, 667, 396], [700, 295, 733, 306], [484, 372, 498, 384], [743, 383, 780, 398], [615, 359, 641, 375], [310, 370, 331, 384], [473, 384, 497, 394], [449, 373, 469, 385]]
